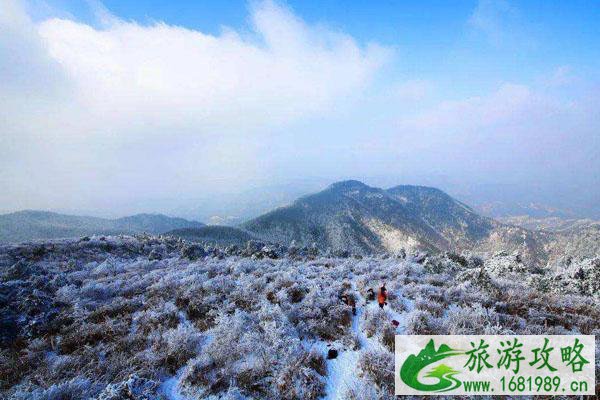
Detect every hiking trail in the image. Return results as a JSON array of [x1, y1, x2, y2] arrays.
[[320, 284, 410, 400]]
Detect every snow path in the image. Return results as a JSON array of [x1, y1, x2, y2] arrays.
[[320, 285, 409, 400], [160, 326, 213, 400], [160, 367, 190, 400], [160, 286, 411, 400], [321, 304, 367, 400]]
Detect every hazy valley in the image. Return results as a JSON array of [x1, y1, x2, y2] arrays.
[[1, 180, 598, 398]]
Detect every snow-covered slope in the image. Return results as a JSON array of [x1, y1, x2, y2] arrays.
[[242, 180, 447, 254], [242, 180, 553, 263], [1, 235, 597, 399]]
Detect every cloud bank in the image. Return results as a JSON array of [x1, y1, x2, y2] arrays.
[[1, 0, 598, 217], [0, 0, 387, 211]]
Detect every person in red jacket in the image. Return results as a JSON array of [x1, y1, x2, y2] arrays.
[[378, 283, 387, 309]]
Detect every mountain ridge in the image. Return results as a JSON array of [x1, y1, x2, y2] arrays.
[[241, 180, 509, 256], [3, 182, 597, 266], [0, 210, 204, 243]]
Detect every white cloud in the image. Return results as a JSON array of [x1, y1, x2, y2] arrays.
[[33, 0, 387, 137], [392, 79, 434, 102], [407, 83, 535, 131], [1, 0, 598, 216], [386, 79, 599, 186], [468, 0, 515, 44], [540, 65, 576, 87], [0, 0, 389, 211]]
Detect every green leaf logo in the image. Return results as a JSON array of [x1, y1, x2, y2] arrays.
[[400, 339, 464, 392]]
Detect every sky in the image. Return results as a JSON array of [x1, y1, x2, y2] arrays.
[[1, 0, 599, 218]]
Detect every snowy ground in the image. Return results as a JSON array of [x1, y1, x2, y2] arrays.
[[158, 284, 409, 400], [1, 235, 598, 399], [319, 284, 410, 400]]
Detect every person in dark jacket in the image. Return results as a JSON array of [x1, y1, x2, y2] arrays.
[[366, 287, 375, 301], [341, 293, 357, 315]]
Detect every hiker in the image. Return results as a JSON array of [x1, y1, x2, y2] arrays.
[[378, 283, 387, 309], [341, 293, 357, 315], [347, 293, 356, 316], [366, 288, 375, 301]]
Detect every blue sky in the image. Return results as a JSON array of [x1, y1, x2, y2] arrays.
[[30, 0, 600, 86], [1, 0, 599, 216]]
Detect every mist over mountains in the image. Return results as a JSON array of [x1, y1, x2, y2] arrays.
[[0, 211, 204, 243], [4, 180, 598, 266], [1, 181, 599, 399]]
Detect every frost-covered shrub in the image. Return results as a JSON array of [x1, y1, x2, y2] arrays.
[[443, 303, 500, 334], [290, 287, 352, 341], [275, 350, 326, 400], [551, 257, 600, 297], [423, 252, 465, 273], [341, 330, 361, 351], [404, 310, 434, 335], [11, 377, 99, 400], [95, 375, 160, 400], [358, 350, 394, 393], [401, 282, 444, 302], [0, 349, 30, 391], [286, 283, 308, 303], [131, 301, 180, 335], [149, 323, 203, 373], [91, 258, 126, 277], [180, 307, 303, 398], [414, 296, 446, 317], [1, 259, 35, 281], [345, 379, 385, 400], [180, 244, 207, 260], [362, 307, 390, 338], [380, 324, 396, 352], [1, 235, 598, 399], [87, 297, 143, 323], [422, 273, 450, 287], [58, 319, 127, 354], [216, 387, 253, 400], [456, 267, 500, 297], [484, 252, 529, 275], [79, 281, 118, 302], [174, 284, 217, 331], [387, 295, 406, 313]]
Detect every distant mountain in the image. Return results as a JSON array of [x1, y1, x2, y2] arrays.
[[0, 210, 204, 243], [166, 226, 256, 246], [474, 201, 577, 219], [386, 185, 497, 246], [545, 222, 600, 265], [497, 216, 599, 232], [242, 180, 525, 256], [243, 180, 432, 254]]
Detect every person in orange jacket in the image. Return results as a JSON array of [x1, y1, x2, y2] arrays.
[[377, 283, 387, 309]]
